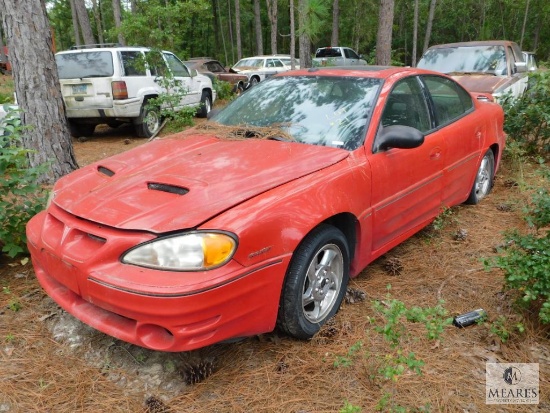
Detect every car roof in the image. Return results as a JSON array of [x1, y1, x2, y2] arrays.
[[426, 40, 519, 49], [56, 46, 158, 54], [275, 65, 439, 80]]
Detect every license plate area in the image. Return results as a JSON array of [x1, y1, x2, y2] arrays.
[[72, 84, 87, 94]]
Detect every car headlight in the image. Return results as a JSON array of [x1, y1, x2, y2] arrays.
[[121, 232, 237, 271]]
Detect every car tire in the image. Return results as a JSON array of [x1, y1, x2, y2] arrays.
[[197, 91, 212, 118], [135, 101, 161, 138], [249, 77, 260, 87], [465, 149, 495, 205], [68, 121, 96, 138], [277, 224, 350, 340], [235, 83, 244, 96]]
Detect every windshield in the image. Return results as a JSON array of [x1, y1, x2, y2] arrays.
[[233, 58, 264, 69], [417, 46, 507, 75], [56, 51, 114, 79], [211, 75, 381, 150]]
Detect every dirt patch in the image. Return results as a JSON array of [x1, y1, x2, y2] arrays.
[[1, 127, 549, 412]]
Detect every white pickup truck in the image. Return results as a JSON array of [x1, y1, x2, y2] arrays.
[[312, 47, 367, 67]]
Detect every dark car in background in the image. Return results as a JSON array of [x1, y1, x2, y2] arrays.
[[184, 58, 249, 94]]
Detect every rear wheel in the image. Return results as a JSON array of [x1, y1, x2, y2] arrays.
[[197, 91, 212, 118], [135, 101, 161, 138], [277, 224, 350, 339], [465, 149, 495, 204]]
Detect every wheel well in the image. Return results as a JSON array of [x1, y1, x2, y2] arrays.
[[322, 213, 357, 261]]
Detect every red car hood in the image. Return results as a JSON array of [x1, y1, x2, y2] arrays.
[[53, 133, 349, 233], [450, 74, 509, 94]]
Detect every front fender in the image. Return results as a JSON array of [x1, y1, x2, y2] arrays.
[[201, 154, 371, 270]]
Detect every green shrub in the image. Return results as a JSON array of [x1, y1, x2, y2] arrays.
[[501, 71, 550, 158], [486, 165, 550, 324], [0, 106, 49, 257], [213, 78, 235, 101]]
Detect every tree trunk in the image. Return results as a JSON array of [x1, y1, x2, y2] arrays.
[[0, 26, 6, 67], [112, 0, 125, 45], [0, 0, 78, 183], [298, 0, 311, 68], [423, 0, 436, 53], [266, 0, 278, 54], [235, 0, 242, 60], [91, 0, 104, 44], [412, 0, 418, 66], [520, 0, 530, 49], [290, 0, 296, 69], [254, 0, 263, 55], [212, 0, 221, 59], [74, 0, 96, 45], [376, 0, 394, 65], [69, 0, 82, 46], [331, 0, 339, 46]]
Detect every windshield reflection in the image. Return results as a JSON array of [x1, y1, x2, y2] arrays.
[[211, 75, 381, 150], [418, 46, 507, 75]]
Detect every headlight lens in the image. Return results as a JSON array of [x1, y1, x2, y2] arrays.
[[121, 232, 237, 271]]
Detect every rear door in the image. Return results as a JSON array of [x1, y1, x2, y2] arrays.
[[56, 50, 115, 110], [420, 75, 481, 206], [369, 76, 445, 252]]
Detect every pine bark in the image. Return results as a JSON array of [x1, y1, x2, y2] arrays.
[[74, 0, 96, 45], [112, 0, 125, 45], [375, 0, 395, 65], [266, 0, 278, 54], [423, 0, 437, 53], [254, 0, 263, 55], [69, 0, 81, 46], [235, 0, 242, 60], [331, 0, 339, 46], [298, 0, 311, 68], [0, 0, 78, 183]]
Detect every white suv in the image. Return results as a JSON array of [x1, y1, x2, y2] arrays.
[[55, 45, 216, 138]]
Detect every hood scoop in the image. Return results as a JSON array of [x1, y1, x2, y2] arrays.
[[97, 166, 115, 177], [147, 182, 189, 195]]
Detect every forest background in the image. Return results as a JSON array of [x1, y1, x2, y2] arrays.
[[1, 0, 548, 72]]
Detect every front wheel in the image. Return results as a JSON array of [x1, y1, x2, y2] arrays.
[[465, 149, 495, 205], [134, 102, 161, 138], [277, 224, 350, 339]]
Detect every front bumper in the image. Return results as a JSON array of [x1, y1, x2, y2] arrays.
[[27, 208, 288, 352]]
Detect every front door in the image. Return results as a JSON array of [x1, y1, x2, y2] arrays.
[[369, 76, 445, 252]]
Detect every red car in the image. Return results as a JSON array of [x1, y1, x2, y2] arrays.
[[27, 67, 505, 352]]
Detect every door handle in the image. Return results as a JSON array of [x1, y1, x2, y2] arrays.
[[429, 147, 442, 160]]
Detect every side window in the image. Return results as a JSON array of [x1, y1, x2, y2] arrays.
[[163, 53, 190, 77], [345, 49, 360, 59], [146, 51, 168, 76], [422, 75, 473, 127], [121, 51, 146, 76], [207, 61, 224, 72], [273, 59, 284, 68], [380, 77, 431, 133]]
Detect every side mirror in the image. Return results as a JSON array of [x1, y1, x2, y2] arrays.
[[375, 125, 424, 152], [190, 68, 198, 77], [514, 61, 527, 73]]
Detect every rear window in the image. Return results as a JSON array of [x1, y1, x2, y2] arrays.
[[56, 51, 114, 79], [316, 48, 342, 58]]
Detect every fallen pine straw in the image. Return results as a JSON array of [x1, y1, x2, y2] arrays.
[[177, 122, 297, 141]]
